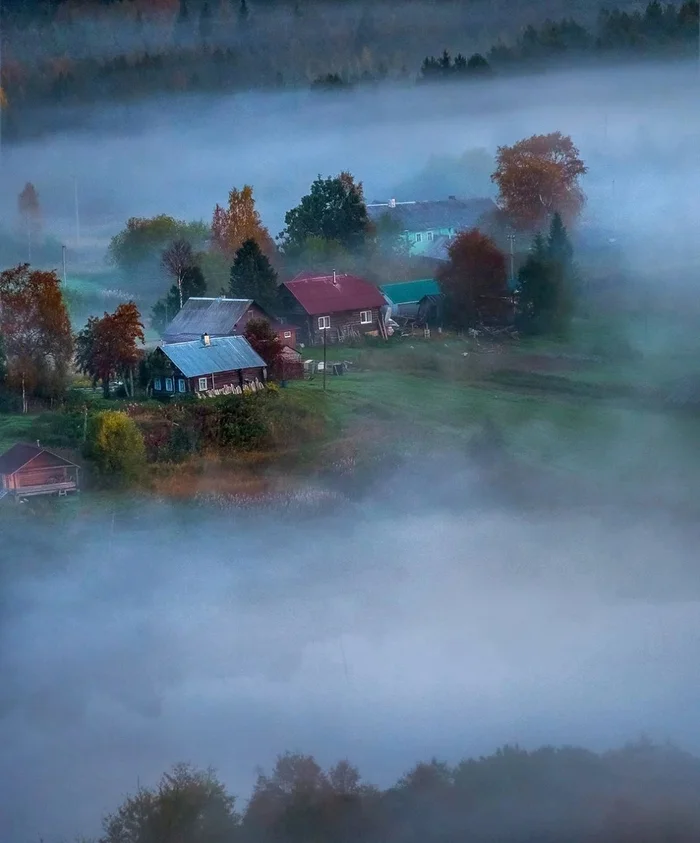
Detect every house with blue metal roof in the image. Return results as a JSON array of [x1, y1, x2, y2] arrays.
[[152, 334, 268, 398]]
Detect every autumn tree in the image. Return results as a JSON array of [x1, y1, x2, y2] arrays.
[[152, 264, 207, 334], [85, 411, 146, 483], [108, 216, 209, 285], [491, 132, 587, 232], [229, 239, 278, 311], [100, 762, 239, 843], [0, 264, 73, 399], [161, 238, 194, 308], [244, 317, 283, 373], [17, 182, 42, 262], [211, 185, 275, 261], [76, 302, 145, 398], [280, 172, 371, 256], [437, 229, 509, 328]]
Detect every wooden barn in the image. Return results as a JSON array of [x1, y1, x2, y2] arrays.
[[0, 443, 80, 501], [279, 271, 387, 344], [152, 333, 268, 397], [162, 297, 298, 348]]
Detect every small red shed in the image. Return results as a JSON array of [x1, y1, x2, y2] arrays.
[[0, 443, 80, 500]]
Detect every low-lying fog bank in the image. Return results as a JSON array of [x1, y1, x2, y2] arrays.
[[2, 454, 700, 840], [0, 59, 698, 276]]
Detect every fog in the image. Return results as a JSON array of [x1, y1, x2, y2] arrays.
[[1, 58, 699, 279], [3, 459, 700, 840]]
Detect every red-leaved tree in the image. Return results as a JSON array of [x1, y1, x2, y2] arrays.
[[76, 302, 145, 398], [437, 229, 509, 328]]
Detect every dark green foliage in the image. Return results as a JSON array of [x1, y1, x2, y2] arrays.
[[229, 240, 279, 311], [311, 73, 351, 90], [0, 333, 7, 386], [516, 213, 575, 336], [281, 173, 370, 256], [421, 51, 492, 79], [152, 264, 207, 334]]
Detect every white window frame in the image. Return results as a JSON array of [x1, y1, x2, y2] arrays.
[[284, 330, 292, 338], [318, 315, 331, 330], [415, 232, 423, 243], [360, 310, 372, 325], [177, 378, 186, 393], [165, 377, 174, 393], [153, 377, 162, 391], [198, 377, 208, 391], [427, 231, 435, 241]]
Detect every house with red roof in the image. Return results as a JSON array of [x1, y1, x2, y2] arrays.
[[280, 271, 386, 344]]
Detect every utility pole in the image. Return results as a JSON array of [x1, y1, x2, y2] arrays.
[[322, 318, 328, 392], [62, 244, 67, 284], [507, 233, 516, 285], [73, 175, 80, 250]]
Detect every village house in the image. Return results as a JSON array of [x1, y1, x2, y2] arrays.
[[152, 334, 268, 397], [0, 443, 80, 501], [279, 271, 387, 344], [381, 278, 441, 319], [367, 196, 496, 259], [162, 297, 297, 347]]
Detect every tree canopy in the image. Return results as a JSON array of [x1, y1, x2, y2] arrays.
[[85, 410, 146, 483], [152, 264, 207, 334], [491, 132, 587, 231], [437, 229, 509, 328], [108, 216, 209, 284], [75, 302, 145, 397], [0, 264, 73, 397], [280, 172, 371, 256], [516, 213, 575, 335], [229, 239, 279, 311], [243, 317, 283, 373], [211, 185, 276, 261]]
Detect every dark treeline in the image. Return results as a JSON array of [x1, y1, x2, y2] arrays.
[[87, 740, 700, 843], [0, 0, 698, 140], [421, 0, 699, 79]]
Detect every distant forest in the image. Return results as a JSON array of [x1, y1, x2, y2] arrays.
[[0, 0, 698, 138], [81, 740, 700, 843]]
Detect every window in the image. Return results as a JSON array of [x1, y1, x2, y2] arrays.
[[165, 377, 174, 392], [284, 331, 292, 338], [427, 231, 435, 241], [415, 232, 423, 243], [318, 315, 331, 330], [360, 310, 372, 324], [198, 377, 208, 391], [153, 377, 162, 391], [177, 379, 186, 393]]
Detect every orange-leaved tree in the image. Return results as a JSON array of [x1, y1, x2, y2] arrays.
[[75, 302, 145, 398], [491, 132, 587, 232], [211, 185, 276, 262], [437, 229, 509, 328], [0, 264, 73, 401]]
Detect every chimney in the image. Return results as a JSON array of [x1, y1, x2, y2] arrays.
[[36, 440, 41, 449], [389, 198, 396, 208], [202, 333, 210, 347]]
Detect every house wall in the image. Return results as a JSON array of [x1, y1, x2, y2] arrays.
[[233, 303, 270, 333], [403, 226, 454, 256], [308, 308, 379, 344], [14, 461, 77, 489], [152, 365, 267, 395], [189, 367, 266, 393]]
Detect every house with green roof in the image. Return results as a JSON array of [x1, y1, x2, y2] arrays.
[[380, 278, 441, 318]]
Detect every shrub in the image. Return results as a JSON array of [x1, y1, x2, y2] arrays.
[[85, 410, 146, 482]]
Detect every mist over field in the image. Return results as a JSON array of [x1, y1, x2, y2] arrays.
[[1, 58, 698, 282], [3, 463, 700, 841]]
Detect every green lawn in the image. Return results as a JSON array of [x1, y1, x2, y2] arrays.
[[0, 414, 39, 453]]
